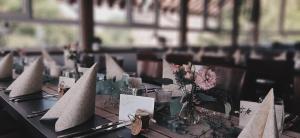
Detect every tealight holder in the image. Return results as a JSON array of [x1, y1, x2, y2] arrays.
[[131, 110, 151, 136], [156, 90, 172, 103]]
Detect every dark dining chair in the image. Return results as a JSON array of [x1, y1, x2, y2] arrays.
[[242, 59, 294, 113], [201, 56, 235, 67], [193, 64, 246, 114], [137, 52, 162, 85], [165, 53, 193, 65]]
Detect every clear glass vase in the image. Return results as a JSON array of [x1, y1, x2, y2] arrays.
[[178, 85, 200, 125]]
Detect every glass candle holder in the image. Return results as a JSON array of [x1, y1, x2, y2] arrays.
[[156, 90, 172, 103]]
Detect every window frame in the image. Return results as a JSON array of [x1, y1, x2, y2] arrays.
[[0, 0, 32, 20]]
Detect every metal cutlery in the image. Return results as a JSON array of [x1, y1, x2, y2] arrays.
[[10, 94, 58, 102], [75, 121, 130, 138], [58, 121, 130, 138], [27, 109, 50, 118]]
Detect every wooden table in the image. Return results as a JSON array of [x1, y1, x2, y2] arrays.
[[0, 82, 133, 138], [1, 81, 300, 138]]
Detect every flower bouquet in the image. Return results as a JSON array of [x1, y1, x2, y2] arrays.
[[170, 63, 231, 125]]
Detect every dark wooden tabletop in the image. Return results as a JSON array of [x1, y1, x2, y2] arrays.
[[0, 81, 134, 138]]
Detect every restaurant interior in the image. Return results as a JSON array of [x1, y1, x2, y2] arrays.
[[0, 0, 300, 137]]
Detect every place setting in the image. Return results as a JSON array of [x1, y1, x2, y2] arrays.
[[39, 62, 136, 138]]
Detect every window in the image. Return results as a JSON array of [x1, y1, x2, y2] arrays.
[[0, 0, 23, 13], [284, 0, 300, 30], [0, 22, 79, 48], [32, 0, 79, 20], [188, 32, 231, 47], [95, 27, 178, 48]]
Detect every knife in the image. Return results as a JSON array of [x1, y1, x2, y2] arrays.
[[31, 108, 50, 114], [27, 109, 50, 118], [9, 94, 43, 101], [75, 121, 131, 138], [58, 121, 128, 138], [10, 94, 58, 102]]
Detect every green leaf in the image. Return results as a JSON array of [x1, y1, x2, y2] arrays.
[[196, 92, 216, 102]]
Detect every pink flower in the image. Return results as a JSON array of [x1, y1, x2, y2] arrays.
[[170, 64, 180, 73], [184, 72, 192, 79], [195, 68, 217, 90]]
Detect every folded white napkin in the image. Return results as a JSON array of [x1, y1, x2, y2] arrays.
[[238, 89, 279, 138], [0, 53, 13, 79], [41, 63, 98, 132], [49, 63, 61, 77], [63, 50, 76, 68], [42, 49, 61, 77], [233, 49, 241, 65], [250, 50, 262, 59], [274, 52, 286, 61], [7, 57, 44, 98], [162, 59, 181, 97], [105, 54, 125, 81], [193, 50, 204, 62], [42, 49, 53, 65]]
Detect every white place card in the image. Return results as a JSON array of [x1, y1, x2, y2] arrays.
[[58, 76, 75, 88], [239, 100, 284, 132], [78, 66, 89, 73], [119, 94, 155, 121]]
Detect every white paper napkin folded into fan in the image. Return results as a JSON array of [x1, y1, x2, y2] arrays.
[[0, 53, 13, 79], [42, 49, 61, 77], [238, 89, 279, 138], [162, 59, 181, 97], [41, 63, 98, 132], [105, 54, 125, 81], [7, 57, 44, 98]]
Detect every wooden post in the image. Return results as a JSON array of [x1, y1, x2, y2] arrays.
[[203, 0, 210, 30], [126, 0, 133, 25], [154, 0, 160, 28], [279, 0, 286, 34], [231, 0, 241, 47], [24, 0, 32, 18], [79, 0, 94, 52], [217, 0, 225, 31], [179, 0, 189, 49], [251, 0, 260, 47]]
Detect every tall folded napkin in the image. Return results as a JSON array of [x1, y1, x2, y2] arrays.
[[238, 89, 279, 138], [274, 52, 286, 61], [42, 49, 53, 65], [49, 63, 61, 77], [250, 50, 262, 59], [233, 49, 241, 65], [41, 63, 98, 132], [7, 57, 44, 98], [42, 49, 61, 77], [162, 59, 181, 97], [0, 53, 13, 79], [193, 50, 204, 62], [105, 54, 125, 81]]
